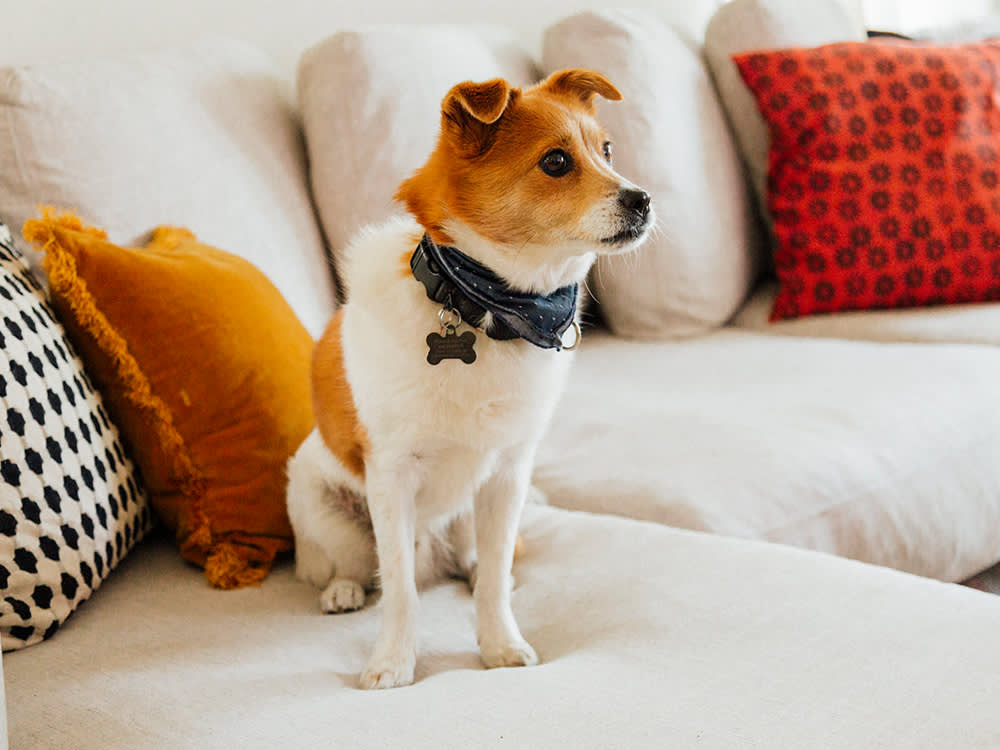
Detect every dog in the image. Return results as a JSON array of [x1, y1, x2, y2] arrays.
[[286, 68, 653, 689]]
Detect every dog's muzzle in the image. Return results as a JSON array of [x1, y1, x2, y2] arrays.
[[601, 188, 653, 246]]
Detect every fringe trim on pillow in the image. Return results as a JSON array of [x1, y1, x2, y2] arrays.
[[204, 542, 271, 589], [22, 209, 228, 583]]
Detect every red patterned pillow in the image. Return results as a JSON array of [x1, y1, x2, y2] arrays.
[[734, 40, 1000, 320]]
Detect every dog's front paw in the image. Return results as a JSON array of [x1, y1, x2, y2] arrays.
[[479, 638, 539, 669], [319, 579, 366, 614], [360, 650, 416, 690]]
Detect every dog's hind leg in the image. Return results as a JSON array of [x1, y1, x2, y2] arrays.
[[439, 483, 545, 592], [287, 429, 377, 613], [435, 509, 478, 591]]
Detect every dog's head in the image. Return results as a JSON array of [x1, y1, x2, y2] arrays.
[[396, 69, 654, 292]]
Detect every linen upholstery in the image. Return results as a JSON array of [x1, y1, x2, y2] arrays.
[[5, 507, 1000, 749], [535, 329, 1000, 582], [733, 282, 1000, 344]]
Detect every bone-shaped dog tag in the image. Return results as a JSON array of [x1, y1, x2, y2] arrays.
[[426, 330, 477, 365]]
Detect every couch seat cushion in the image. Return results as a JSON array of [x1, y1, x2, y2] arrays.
[[733, 281, 1000, 345], [536, 329, 1000, 582], [6, 506, 1000, 749]]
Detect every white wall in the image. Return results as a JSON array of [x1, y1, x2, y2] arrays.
[[0, 0, 725, 75], [862, 0, 997, 31], [1, 0, 994, 77]]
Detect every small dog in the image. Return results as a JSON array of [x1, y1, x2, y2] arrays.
[[286, 68, 653, 689]]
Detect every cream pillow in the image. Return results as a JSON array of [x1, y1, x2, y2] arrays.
[[298, 26, 538, 285], [543, 10, 761, 339], [0, 39, 335, 336]]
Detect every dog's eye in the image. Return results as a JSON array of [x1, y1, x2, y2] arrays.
[[602, 141, 613, 163], [539, 149, 573, 177]]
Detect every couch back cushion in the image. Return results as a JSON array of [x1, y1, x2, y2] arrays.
[[543, 10, 762, 339], [705, 0, 867, 266], [0, 38, 336, 336], [297, 26, 538, 288]]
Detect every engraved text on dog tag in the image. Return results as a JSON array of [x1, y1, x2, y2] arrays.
[[426, 330, 477, 365]]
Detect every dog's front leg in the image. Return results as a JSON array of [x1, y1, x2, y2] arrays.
[[474, 445, 538, 669], [360, 455, 420, 690]]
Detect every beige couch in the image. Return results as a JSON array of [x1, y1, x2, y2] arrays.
[[3, 1, 1000, 748]]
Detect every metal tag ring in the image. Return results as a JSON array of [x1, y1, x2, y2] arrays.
[[561, 320, 582, 351], [439, 306, 462, 332]]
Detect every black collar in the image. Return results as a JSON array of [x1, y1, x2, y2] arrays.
[[410, 234, 578, 350]]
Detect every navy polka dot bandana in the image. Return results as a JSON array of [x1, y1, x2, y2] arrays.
[[410, 234, 578, 351]]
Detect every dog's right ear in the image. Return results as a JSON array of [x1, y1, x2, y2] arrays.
[[441, 78, 517, 156], [539, 69, 622, 112]]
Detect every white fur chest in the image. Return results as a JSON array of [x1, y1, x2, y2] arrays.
[[340, 218, 575, 457]]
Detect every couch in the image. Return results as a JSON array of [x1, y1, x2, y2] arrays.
[[3, 0, 1000, 748]]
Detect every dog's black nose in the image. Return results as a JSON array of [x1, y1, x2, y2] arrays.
[[619, 188, 651, 220]]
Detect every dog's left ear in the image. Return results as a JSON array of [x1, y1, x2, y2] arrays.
[[540, 69, 622, 110], [442, 78, 518, 156]]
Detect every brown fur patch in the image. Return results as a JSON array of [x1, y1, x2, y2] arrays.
[[312, 310, 369, 479], [514, 534, 525, 560], [397, 249, 414, 279], [394, 70, 621, 249], [543, 69, 622, 109]]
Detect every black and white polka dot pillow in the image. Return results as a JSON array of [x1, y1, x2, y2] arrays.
[[0, 218, 152, 650]]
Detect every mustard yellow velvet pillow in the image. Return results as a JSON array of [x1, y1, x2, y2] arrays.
[[23, 210, 316, 588]]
